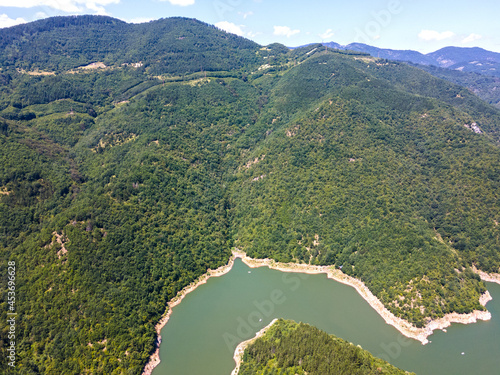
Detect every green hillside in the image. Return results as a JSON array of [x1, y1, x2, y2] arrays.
[[409, 62, 500, 109], [238, 319, 414, 375], [0, 16, 261, 75], [232, 52, 500, 325], [0, 73, 253, 373], [0, 16, 499, 374]]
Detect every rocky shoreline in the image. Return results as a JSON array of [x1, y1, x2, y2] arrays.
[[232, 250, 492, 345], [141, 253, 238, 375], [472, 265, 500, 285], [230, 318, 278, 375], [142, 249, 495, 374]]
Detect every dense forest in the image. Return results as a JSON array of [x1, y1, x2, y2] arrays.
[[238, 319, 413, 375], [320, 42, 500, 108], [0, 15, 261, 75], [231, 52, 500, 325], [0, 16, 499, 374], [409, 62, 500, 109]]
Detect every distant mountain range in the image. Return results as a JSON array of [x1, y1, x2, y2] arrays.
[[294, 42, 500, 108], [319, 42, 500, 78]]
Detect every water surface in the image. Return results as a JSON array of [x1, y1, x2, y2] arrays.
[[153, 258, 500, 375]]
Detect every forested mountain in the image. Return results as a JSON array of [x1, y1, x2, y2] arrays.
[[406, 62, 500, 108], [0, 15, 261, 75], [0, 16, 499, 374], [322, 42, 435, 65], [427, 46, 500, 71], [238, 319, 413, 375], [320, 42, 500, 107], [322, 43, 500, 76]]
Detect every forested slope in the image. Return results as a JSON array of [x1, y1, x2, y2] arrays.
[[0, 16, 261, 75], [238, 319, 413, 375], [408, 62, 500, 109], [0, 74, 255, 372], [231, 52, 500, 326], [0, 16, 499, 374], [0, 38, 264, 370]]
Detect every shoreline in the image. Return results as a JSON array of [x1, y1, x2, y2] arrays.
[[231, 318, 278, 375], [142, 249, 495, 374], [232, 249, 492, 345], [141, 252, 238, 375], [472, 265, 500, 285]]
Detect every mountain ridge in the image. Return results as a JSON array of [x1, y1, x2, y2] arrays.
[[0, 16, 261, 75], [317, 42, 500, 68], [307, 42, 500, 107]]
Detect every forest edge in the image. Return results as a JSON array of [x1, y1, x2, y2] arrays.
[[142, 249, 499, 375]]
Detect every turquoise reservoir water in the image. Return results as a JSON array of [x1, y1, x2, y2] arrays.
[[152, 258, 500, 375]]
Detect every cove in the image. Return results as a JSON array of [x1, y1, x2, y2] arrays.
[[152, 258, 500, 375]]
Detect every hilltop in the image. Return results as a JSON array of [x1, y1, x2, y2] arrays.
[[0, 15, 260, 75]]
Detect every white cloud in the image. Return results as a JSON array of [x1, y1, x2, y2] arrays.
[[462, 33, 482, 44], [238, 11, 253, 19], [0, 14, 27, 28], [215, 21, 244, 37], [129, 17, 155, 24], [35, 11, 49, 19], [319, 28, 334, 40], [0, 0, 120, 13], [273, 25, 300, 38], [161, 0, 195, 6], [247, 30, 261, 38], [418, 29, 455, 41]]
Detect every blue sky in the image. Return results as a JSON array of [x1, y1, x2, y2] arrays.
[[1, 0, 499, 53]]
